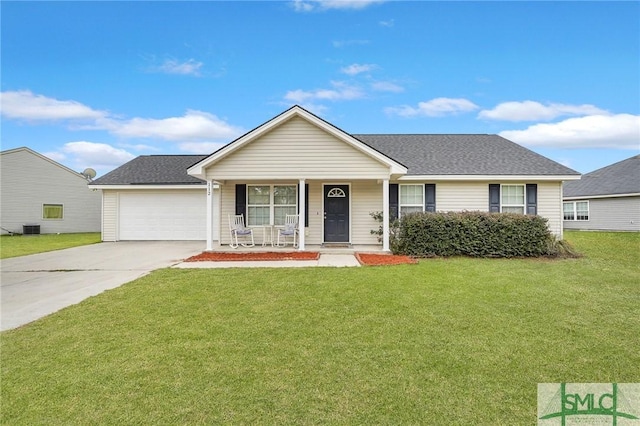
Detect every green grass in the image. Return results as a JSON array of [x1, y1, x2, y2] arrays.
[[1, 231, 639, 424], [0, 233, 101, 259]]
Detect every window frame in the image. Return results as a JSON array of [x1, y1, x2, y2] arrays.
[[43, 203, 64, 220], [246, 184, 297, 226], [500, 184, 526, 214], [399, 184, 424, 218], [563, 201, 589, 221]]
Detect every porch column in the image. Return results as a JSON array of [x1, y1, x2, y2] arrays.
[[298, 179, 306, 250], [206, 180, 213, 251], [382, 179, 390, 252]]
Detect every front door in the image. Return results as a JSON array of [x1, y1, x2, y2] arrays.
[[324, 185, 349, 243]]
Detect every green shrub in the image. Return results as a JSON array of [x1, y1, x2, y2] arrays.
[[393, 211, 558, 258]]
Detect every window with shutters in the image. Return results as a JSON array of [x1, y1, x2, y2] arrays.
[[399, 184, 424, 217], [247, 185, 297, 226], [501, 185, 525, 214]]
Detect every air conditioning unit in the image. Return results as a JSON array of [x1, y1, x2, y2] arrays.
[[23, 224, 41, 235]]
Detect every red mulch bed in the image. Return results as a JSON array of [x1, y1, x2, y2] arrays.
[[186, 251, 320, 262], [355, 253, 417, 266]]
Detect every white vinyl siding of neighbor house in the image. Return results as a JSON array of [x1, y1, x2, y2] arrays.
[[0, 148, 101, 234], [564, 196, 640, 231], [205, 116, 391, 181], [404, 181, 563, 238]]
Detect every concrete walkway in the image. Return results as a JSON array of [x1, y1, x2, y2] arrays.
[[174, 253, 361, 269]]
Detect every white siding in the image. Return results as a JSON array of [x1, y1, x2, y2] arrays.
[[219, 180, 382, 246], [537, 182, 563, 238], [220, 183, 238, 246], [564, 196, 640, 231], [219, 181, 314, 246], [206, 117, 390, 180], [351, 181, 383, 245], [435, 181, 488, 211], [102, 191, 118, 242], [0, 148, 101, 234], [218, 180, 566, 246], [398, 181, 564, 238], [306, 181, 323, 245]]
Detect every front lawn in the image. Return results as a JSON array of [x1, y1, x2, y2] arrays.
[[1, 231, 638, 424], [0, 232, 101, 259]]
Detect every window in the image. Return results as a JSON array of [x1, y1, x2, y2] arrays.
[[501, 185, 525, 214], [563, 202, 575, 220], [563, 201, 589, 221], [274, 186, 297, 225], [576, 201, 589, 221], [247, 185, 297, 226], [399, 184, 424, 217], [43, 204, 63, 219], [247, 186, 270, 226]]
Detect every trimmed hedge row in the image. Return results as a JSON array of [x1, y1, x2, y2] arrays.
[[392, 211, 557, 258]]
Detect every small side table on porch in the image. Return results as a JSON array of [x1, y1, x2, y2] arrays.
[[260, 225, 274, 247]]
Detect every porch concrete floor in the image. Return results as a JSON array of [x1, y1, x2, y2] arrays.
[[204, 244, 384, 254]]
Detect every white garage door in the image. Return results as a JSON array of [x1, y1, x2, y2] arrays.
[[119, 190, 206, 240]]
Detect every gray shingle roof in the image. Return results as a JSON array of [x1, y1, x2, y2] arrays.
[[91, 155, 207, 185], [354, 134, 580, 176], [563, 155, 640, 198], [91, 135, 580, 186]]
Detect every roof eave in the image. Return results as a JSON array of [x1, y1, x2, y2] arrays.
[[398, 174, 582, 181], [564, 192, 640, 200], [88, 183, 206, 190]]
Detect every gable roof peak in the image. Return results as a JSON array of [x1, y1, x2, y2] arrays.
[[187, 105, 407, 179]]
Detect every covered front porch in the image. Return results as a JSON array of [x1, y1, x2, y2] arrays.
[[203, 179, 393, 252], [186, 106, 408, 254]]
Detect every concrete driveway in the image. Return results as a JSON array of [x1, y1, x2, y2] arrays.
[[0, 241, 203, 331]]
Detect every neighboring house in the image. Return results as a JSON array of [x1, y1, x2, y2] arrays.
[[0, 147, 101, 234], [89, 105, 580, 250], [563, 155, 640, 232]]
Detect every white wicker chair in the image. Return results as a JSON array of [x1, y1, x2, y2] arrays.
[[228, 214, 255, 248]]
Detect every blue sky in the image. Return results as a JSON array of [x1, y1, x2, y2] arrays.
[[2, 1, 639, 176]]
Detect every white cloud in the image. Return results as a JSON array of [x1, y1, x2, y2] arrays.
[[285, 81, 365, 103], [292, 0, 315, 12], [371, 81, 404, 93], [119, 143, 161, 152], [379, 19, 394, 27], [154, 59, 203, 76], [332, 39, 369, 48], [341, 63, 377, 75], [479, 100, 608, 122], [0, 90, 106, 121], [105, 110, 244, 142], [385, 97, 479, 117], [59, 141, 136, 169], [500, 114, 640, 149], [42, 151, 67, 163], [293, 0, 385, 12], [178, 142, 227, 154]]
